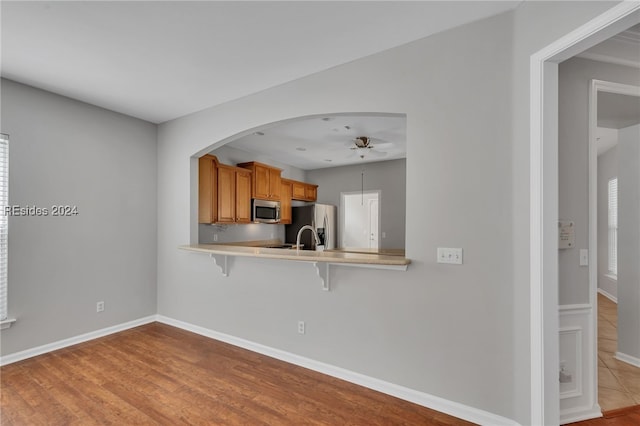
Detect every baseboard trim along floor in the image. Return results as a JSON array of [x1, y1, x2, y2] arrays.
[[0, 315, 157, 366], [615, 351, 640, 369], [0, 314, 520, 426], [156, 315, 520, 426]]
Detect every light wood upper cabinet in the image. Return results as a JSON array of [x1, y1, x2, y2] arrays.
[[304, 184, 318, 202], [198, 155, 218, 224], [280, 179, 293, 224], [235, 169, 252, 223], [291, 181, 306, 200], [237, 161, 282, 200], [290, 179, 318, 202], [216, 164, 236, 223], [199, 156, 317, 225], [217, 164, 252, 224]]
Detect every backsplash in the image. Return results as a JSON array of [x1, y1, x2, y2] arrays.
[[198, 223, 285, 244]]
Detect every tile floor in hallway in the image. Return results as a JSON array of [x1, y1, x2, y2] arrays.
[[597, 293, 640, 411]]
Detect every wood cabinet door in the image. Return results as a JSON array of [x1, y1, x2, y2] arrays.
[[269, 168, 281, 200], [280, 180, 292, 224], [305, 184, 317, 202], [217, 165, 236, 223], [253, 164, 270, 199], [198, 155, 217, 223], [235, 170, 252, 223], [292, 181, 306, 200]]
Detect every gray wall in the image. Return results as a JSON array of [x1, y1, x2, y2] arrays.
[[306, 159, 405, 249], [159, 11, 516, 419], [157, 5, 619, 422], [617, 123, 640, 360], [558, 57, 640, 305], [0, 79, 157, 355], [598, 145, 618, 299], [0, 2, 621, 423]]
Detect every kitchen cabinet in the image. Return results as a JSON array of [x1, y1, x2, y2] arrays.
[[217, 164, 252, 223], [280, 179, 293, 224], [198, 154, 218, 223], [305, 184, 318, 202], [291, 181, 306, 200], [237, 161, 282, 200], [290, 179, 318, 202]]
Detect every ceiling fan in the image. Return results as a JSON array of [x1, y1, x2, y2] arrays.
[[348, 136, 389, 159]]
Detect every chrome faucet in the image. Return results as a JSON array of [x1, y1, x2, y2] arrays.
[[296, 225, 320, 252]]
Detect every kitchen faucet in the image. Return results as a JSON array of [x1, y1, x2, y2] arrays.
[[296, 225, 320, 252]]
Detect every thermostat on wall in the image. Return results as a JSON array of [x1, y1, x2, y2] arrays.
[[559, 220, 575, 249]]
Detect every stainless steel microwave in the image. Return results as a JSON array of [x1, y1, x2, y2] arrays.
[[252, 199, 280, 223]]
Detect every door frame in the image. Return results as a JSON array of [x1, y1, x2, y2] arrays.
[[530, 3, 640, 425]]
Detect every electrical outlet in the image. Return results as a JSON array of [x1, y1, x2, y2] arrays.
[[96, 301, 105, 313], [213, 234, 218, 242], [297, 321, 305, 334]]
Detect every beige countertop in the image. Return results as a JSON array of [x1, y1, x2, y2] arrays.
[[324, 248, 406, 256], [180, 243, 410, 266]]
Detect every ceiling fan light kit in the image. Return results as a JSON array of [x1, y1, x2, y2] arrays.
[[350, 136, 388, 159]]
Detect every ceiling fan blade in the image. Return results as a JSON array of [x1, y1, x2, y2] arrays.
[[367, 149, 387, 158], [371, 141, 394, 149]]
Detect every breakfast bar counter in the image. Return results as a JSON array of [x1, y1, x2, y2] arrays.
[[180, 242, 410, 291], [180, 243, 410, 266]]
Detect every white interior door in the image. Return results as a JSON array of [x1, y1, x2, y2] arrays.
[[341, 191, 380, 249]]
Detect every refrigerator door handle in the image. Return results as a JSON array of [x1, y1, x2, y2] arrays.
[[324, 214, 330, 248]]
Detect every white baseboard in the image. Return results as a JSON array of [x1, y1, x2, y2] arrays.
[[157, 315, 520, 426], [560, 405, 603, 425], [615, 351, 640, 368], [0, 315, 157, 366], [597, 288, 617, 303]]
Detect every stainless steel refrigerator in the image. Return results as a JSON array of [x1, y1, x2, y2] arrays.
[[285, 204, 337, 250]]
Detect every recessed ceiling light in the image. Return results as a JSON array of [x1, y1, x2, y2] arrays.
[[321, 117, 332, 121], [344, 125, 351, 130], [296, 147, 306, 151], [254, 131, 265, 136], [324, 159, 332, 162]]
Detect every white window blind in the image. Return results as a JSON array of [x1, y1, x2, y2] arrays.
[[608, 177, 618, 276], [0, 134, 7, 321]]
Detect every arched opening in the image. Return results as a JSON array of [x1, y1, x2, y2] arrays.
[[192, 112, 406, 254]]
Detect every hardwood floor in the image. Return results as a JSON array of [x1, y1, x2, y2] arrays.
[[1, 323, 474, 425], [569, 405, 640, 426]]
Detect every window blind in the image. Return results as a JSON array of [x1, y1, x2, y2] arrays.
[[0, 134, 7, 321], [608, 177, 618, 276]]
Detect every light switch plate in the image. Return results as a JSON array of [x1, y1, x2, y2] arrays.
[[437, 247, 463, 265], [579, 249, 589, 266]]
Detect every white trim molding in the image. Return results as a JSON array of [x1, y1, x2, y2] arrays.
[[615, 351, 640, 369], [530, 3, 640, 425], [597, 288, 618, 304], [0, 318, 16, 330], [559, 327, 583, 401], [0, 315, 156, 366], [157, 315, 520, 426]]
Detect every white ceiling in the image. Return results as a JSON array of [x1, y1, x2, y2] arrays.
[[1, 1, 521, 124], [598, 92, 640, 130], [577, 23, 640, 69], [226, 113, 406, 170]]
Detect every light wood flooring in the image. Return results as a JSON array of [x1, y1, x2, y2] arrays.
[[597, 293, 640, 411], [0, 322, 475, 425]]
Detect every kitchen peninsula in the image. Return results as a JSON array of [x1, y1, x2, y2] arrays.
[[180, 241, 410, 291]]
